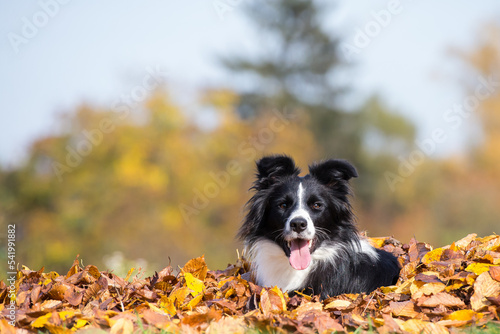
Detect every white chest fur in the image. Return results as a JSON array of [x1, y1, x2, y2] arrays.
[[247, 238, 311, 292], [246, 237, 379, 292]]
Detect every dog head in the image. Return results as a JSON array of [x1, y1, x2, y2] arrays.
[[239, 155, 358, 270]]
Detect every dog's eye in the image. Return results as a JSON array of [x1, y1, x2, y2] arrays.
[[278, 203, 288, 209], [312, 202, 322, 210]]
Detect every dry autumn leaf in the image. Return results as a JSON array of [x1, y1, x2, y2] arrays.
[[489, 266, 500, 281], [2, 234, 500, 333], [470, 271, 500, 311]]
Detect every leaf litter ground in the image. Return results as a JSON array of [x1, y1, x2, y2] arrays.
[[1, 233, 500, 333]]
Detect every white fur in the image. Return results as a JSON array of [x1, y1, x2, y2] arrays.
[[285, 183, 315, 240], [246, 237, 379, 292], [247, 238, 312, 292], [353, 239, 380, 261]]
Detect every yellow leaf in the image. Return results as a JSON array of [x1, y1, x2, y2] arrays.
[[158, 296, 176, 316], [421, 248, 444, 265], [445, 282, 464, 291], [184, 272, 204, 296], [43, 271, 60, 280], [380, 285, 397, 293], [31, 313, 52, 328], [466, 263, 494, 275], [58, 310, 76, 321], [368, 237, 386, 248], [445, 309, 484, 322], [400, 319, 428, 334], [224, 287, 236, 299], [217, 277, 234, 289], [466, 273, 477, 285], [185, 294, 203, 310], [293, 290, 312, 301], [169, 287, 190, 307], [124, 268, 135, 281], [71, 319, 88, 331], [395, 277, 414, 294]]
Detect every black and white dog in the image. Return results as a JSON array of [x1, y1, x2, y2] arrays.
[[239, 155, 400, 299]]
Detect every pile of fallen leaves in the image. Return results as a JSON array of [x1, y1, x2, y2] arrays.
[[1, 234, 500, 333]]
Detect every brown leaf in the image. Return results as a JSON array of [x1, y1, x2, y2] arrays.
[[379, 314, 402, 334], [86, 265, 101, 279], [82, 282, 103, 305], [110, 318, 134, 334], [208, 299, 238, 315], [486, 295, 500, 306], [157, 266, 173, 280], [489, 266, 500, 282], [417, 292, 465, 308], [180, 309, 222, 327], [47, 284, 69, 301], [400, 319, 429, 334], [440, 248, 465, 261], [140, 309, 171, 327], [64, 286, 83, 306], [408, 238, 430, 263], [206, 317, 246, 334], [0, 319, 16, 334], [259, 289, 272, 316], [454, 233, 477, 251], [471, 271, 500, 311], [411, 281, 446, 299], [312, 312, 344, 333], [40, 300, 62, 311], [389, 300, 420, 318], [181, 256, 208, 281], [422, 322, 449, 334], [31, 285, 42, 304], [415, 273, 444, 284]]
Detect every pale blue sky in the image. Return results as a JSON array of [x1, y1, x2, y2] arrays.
[[1, 1, 499, 167]]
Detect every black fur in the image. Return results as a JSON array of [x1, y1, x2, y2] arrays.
[[239, 155, 400, 299]]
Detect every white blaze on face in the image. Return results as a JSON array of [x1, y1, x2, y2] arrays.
[[285, 183, 315, 238]]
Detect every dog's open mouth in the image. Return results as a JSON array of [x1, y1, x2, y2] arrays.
[[286, 239, 312, 270]]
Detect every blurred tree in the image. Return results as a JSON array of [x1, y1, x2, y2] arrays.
[[0, 89, 317, 275], [383, 24, 500, 245], [221, 0, 355, 157], [220, 0, 416, 212]]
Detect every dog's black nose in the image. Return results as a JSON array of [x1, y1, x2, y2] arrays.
[[290, 218, 307, 232]]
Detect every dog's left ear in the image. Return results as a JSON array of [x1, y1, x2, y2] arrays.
[[254, 155, 300, 189], [309, 159, 358, 186]]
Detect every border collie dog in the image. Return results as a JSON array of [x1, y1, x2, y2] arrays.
[[239, 155, 400, 299]]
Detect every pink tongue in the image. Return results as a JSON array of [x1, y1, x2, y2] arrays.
[[289, 239, 311, 270]]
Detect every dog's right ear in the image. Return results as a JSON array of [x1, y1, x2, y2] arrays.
[[254, 155, 300, 189]]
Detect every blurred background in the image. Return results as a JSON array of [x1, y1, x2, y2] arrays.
[[1, 0, 500, 278]]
